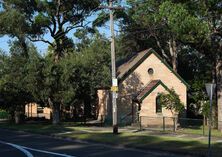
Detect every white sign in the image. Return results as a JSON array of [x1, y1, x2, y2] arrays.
[[205, 83, 216, 97], [112, 78, 118, 86]]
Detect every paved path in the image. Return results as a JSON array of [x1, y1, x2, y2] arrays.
[[82, 126, 222, 143], [0, 129, 193, 157]]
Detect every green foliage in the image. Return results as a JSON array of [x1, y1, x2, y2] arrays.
[[0, 110, 9, 119], [159, 89, 185, 114], [128, 0, 209, 43], [0, 0, 103, 123], [0, 41, 38, 117], [157, 1, 209, 42], [0, 0, 220, 123], [201, 99, 217, 118], [0, 0, 101, 59], [61, 34, 111, 105]]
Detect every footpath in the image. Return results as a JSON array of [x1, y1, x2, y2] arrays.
[[51, 125, 222, 157], [57, 125, 222, 143]]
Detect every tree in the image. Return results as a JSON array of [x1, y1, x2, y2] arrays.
[[61, 33, 111, 118], [0, 42, 38, 123], [177, 46, 212, 117], [158, 89, 185, 115], [184, 0, 222, 130], [202, 0, 222, 130], [0, 0, 101, 124], [123, 0, 209, 72]]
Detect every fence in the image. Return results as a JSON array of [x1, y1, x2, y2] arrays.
[[25, 112, 51, 120], [139, 116, 222, 136]]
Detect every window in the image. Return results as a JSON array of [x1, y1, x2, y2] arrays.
[[156, 95, 162, 113], [148, 68, 154, 75], [37, 106, 44, 114]]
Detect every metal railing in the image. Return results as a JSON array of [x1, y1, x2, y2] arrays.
[[138, 116, 222, 136]]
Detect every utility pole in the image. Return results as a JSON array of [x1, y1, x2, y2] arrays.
[[99, 0, 123, 134], [110, 0, 118, 134]]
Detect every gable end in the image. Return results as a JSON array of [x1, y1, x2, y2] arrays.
[[118, 49, 189, 88], [139, 80, 171, 102]]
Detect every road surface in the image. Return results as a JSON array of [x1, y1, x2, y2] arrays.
[[0, 128, 193, 157]]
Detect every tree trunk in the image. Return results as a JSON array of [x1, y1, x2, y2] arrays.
[[169, 39, 178, 72], [216, 61, 222, 131], [48, 98, 60, 125], [14, 105, 25, 124], [84, 95, 91, 118], [52, 106, 60, 125], [14, 111, 21, 124], [154, 35, 171, 63]]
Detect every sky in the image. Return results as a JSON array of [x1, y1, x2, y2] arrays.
[[0, 7, 124, 55], [0, 0, 128, 55], [0, 15, 112, 55], [0, 19, 118, 55]]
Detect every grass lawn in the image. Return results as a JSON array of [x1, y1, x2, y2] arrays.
[[174, 123, 222, 138], [62, 131, 221, 157], [0, 122, 76, 134], [177, 127, 222, 137], [0, 122, 221, 157]]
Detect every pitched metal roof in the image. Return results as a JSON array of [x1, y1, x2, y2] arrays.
[[136, 80, 160, 100], [117, 49, 152, 80]]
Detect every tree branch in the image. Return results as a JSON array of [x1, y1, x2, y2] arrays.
[[64, 21, 90, 34], [46, 26, 53, 36], [152, 34, 171, 62], [27, 36, 54, 47], [56, 0, 62, 30], [51, 16, 57, 36]]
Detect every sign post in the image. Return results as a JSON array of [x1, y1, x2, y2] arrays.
[[205, 83, 216, 157]]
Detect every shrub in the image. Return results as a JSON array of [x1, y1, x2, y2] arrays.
[[0, 110, 9, 119]]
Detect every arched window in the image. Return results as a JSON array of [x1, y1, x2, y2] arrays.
[[156, 95, 162, 113]]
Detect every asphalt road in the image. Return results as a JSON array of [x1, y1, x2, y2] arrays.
[[0, 128, 193, 157]]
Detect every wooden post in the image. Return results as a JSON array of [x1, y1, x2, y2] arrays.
[[173, 117, 177, 132], [203, 116, 205, 136], [132, 102, 134, 123], [27, 104, 29, 118], [101, 115, 104, 127], [31, 104, 32, 117], [139, 116, 142, 131], [163, 116, 165, 131]]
